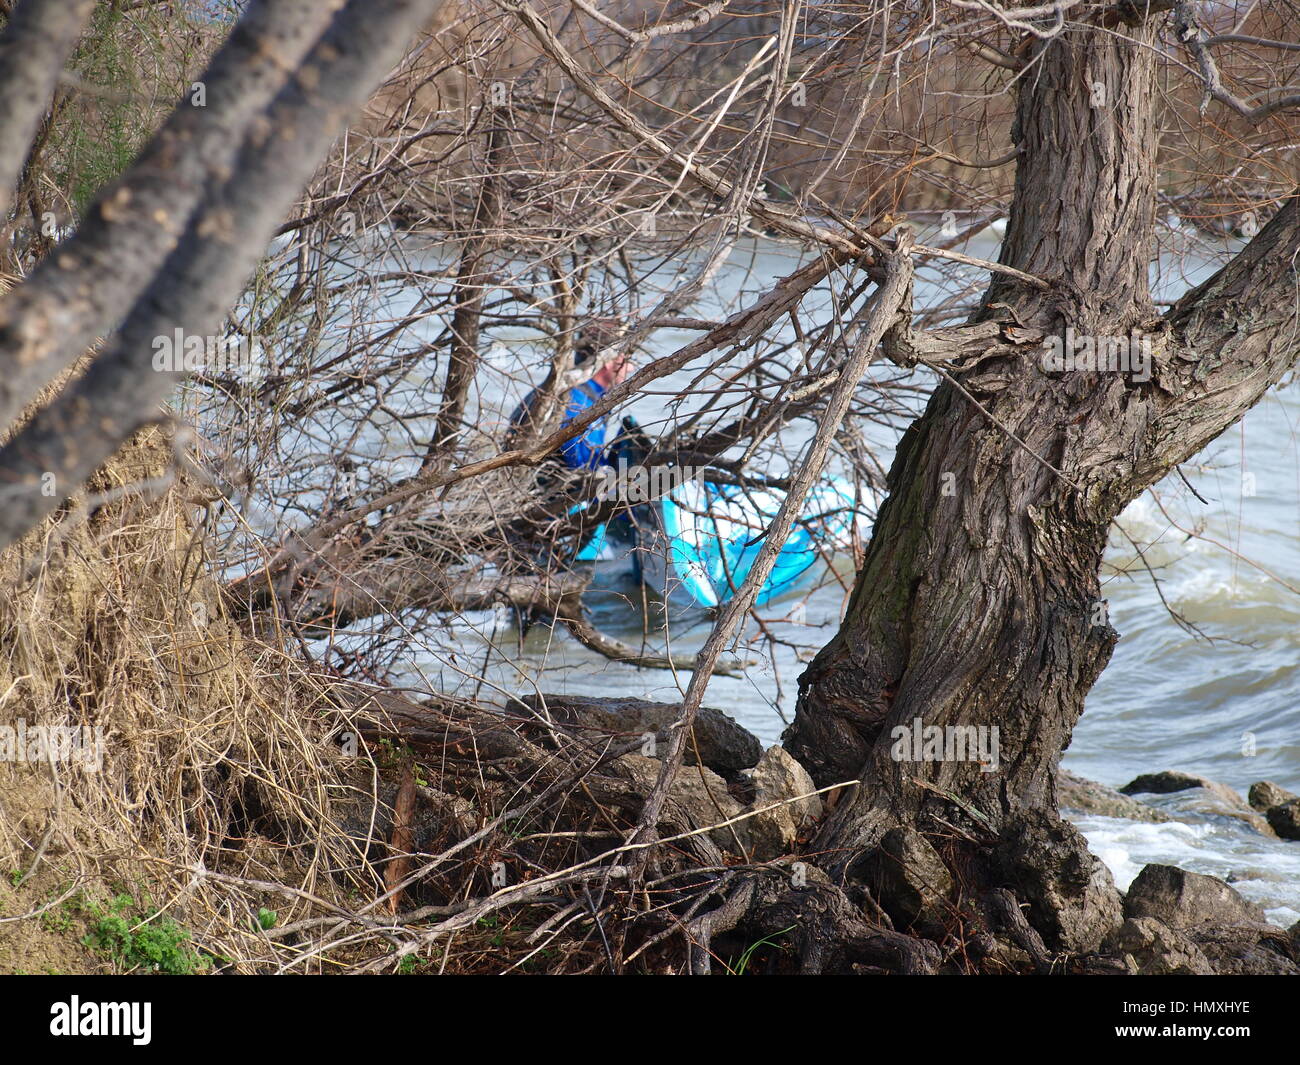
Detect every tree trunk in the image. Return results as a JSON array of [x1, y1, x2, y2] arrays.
[[784, 17, 1300, 959], [423, 125, 504, 469]]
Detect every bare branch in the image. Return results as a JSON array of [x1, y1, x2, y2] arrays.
[[0, 0, 447, 552], [1173, 2, 1300, 122], [0, 0, 340, 435], [0, 0, 95, 220]]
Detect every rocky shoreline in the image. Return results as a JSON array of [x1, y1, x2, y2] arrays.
[[1061, 768, 1300, 840], [335, 692, 1300, 973], [498, 693, 1300, 974]]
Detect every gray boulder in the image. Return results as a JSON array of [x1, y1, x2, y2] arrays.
[[1117, 865, 1300, 973], [1248, 780, 1297, 812], [512, 693, 762, 777], [1265, 798, 1300, 840], [742, 746, 822, 860], [1190, 924, 1300, 975], [1120, 770, 1209, 795], [1121, 770, 1243, 808], [1059, 771, 1170, 823], [1104, 917, 1214, 975], [611, 746, 823, 861], [1120, 771, 1273, 835], [1123, 864, 1268, 930], [613, 753, 749, 852]]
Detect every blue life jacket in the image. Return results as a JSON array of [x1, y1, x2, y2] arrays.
[[513, 379, 608, 470], [559, 380, 607, 469]]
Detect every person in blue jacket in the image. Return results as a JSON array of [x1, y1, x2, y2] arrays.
[[512, 319, 633, 470], [557, 353, 634, 469]]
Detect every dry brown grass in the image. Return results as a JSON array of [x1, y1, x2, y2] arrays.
[[0, 426, 388, 973]]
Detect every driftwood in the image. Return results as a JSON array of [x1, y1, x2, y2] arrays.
[[383, 764, 419, 915]]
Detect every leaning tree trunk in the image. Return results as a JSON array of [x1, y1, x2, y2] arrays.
[[782, 16, 1300, 961]]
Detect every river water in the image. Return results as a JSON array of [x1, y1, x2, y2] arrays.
[[258, 222, 1298, 926]]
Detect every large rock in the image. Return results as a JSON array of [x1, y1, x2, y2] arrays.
[[512, 694, 762, 777], [859, 827, 954, 937], [1114, 866, 1300, 973], [1104, 917, 1214, 975], [1123, 864, 1268, 930], [613, 753, 748, 852], [1241, 778, 1300, 838], [1265, 798, 1300, 840], [1121, 770, 1243, 807], [1248, 780, 1298, 812], [1120, 771, 1273, 835], [1120, 770, 1206, 795], [1059, 771, 1170, 823], [611, 746, 822, 861], [1190, 924, 1300, 975], [742, 746, 822, 860]]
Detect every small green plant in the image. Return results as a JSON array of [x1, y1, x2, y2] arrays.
[[83, 894, 209, 975], [475, 914, 504, 947], [255, 907, 277, 931], [40, 903, 75, 935], [729, 925, 795, 975]]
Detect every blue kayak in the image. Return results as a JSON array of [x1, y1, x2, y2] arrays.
[[577, 474, 871, 609]]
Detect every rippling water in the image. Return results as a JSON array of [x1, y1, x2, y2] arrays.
[[1069, 392, 1300, 925]]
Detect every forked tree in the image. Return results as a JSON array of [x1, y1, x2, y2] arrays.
[[783, 5, 1300, 953]]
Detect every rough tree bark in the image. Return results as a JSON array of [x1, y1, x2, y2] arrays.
[[783, 16, 1300, 958]]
